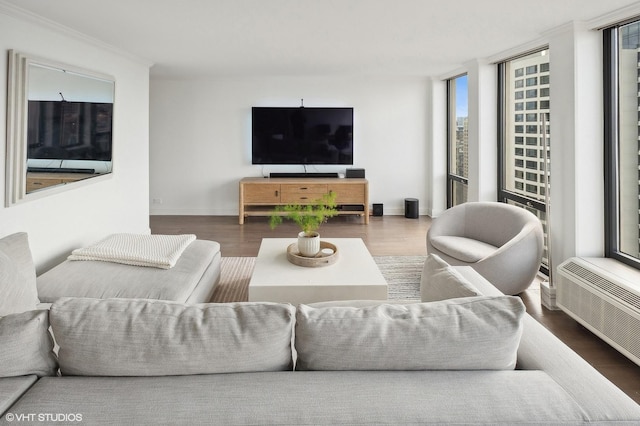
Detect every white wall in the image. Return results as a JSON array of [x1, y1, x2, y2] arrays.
[[0, 10, 151, 272], [150, 75, 429, 216], [545, 22, 605, 272], [425, 78, 447, 217]]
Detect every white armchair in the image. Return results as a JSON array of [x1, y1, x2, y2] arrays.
[[426, 202, 544, 295]]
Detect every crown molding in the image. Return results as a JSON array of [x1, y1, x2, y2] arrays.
[[437, 67, 467, 81], [485, 37, 549, 65], [0, 1, 153, 67], [588, 2, 640, 30]]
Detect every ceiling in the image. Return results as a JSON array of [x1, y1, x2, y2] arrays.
[[2, 0, 637, 78]]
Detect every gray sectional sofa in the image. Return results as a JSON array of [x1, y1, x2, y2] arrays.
[[1, 233, 640, 424]]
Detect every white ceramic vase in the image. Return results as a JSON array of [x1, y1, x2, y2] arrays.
[[297, 231, 320, 257]]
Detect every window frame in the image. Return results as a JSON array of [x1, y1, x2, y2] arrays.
[[603, 23, 640, 270], [497, 48, 550, 275], [446, 74, 469, 208]]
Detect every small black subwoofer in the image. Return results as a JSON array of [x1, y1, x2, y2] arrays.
[[372, 203, 383, 216], [404, 198, 419, 219]]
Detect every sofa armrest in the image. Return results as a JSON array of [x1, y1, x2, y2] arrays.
[[517, 315, 640, 421]]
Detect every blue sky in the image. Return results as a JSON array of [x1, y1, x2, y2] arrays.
[[456, 75, 468, 117]]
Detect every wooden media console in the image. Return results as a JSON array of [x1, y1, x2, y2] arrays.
[[239, 177, 369, 224]]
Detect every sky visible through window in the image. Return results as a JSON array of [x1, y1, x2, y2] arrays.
[[456, 75, 468, 118]]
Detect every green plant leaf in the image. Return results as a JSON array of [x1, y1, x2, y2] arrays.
[[269, 191, 338, 234]]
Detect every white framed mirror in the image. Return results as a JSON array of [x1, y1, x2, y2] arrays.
[[6, 50, 115, 206]]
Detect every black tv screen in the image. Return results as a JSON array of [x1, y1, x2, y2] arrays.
[[251, 107, 353, 165], [27, 100, 113, 161]]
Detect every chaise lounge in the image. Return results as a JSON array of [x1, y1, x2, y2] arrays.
[[36, 233, 221, 304]]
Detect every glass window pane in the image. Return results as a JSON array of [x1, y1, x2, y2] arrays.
[[451, 180, 468, 207], [617, 21, 640, 259], [501, 49, 551, 270], [447, 74, 468, 207]]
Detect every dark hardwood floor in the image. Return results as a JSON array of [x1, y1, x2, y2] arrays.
[[151, 214, 640, 404]]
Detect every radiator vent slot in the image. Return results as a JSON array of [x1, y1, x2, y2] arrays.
[[562, 261, 640, 310], [557, 257, 640, 367]]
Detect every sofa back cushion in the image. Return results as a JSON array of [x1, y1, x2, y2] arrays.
[[50, 298, 295, 376], [0, 233, 39, 316], [296, 296, 525, 371], [0, 310, 58, 377]]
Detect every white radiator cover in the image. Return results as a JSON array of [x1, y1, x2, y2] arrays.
[[556, 257, 640, 367]]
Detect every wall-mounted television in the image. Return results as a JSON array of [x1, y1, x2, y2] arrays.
[[251, 107, 353, 165], [26, 100, 113, 173]]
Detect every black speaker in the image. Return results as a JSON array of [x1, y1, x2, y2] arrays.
[[345, 168, 365, 178], [372, 203, 383, 216], [404, 198, 419, 219]]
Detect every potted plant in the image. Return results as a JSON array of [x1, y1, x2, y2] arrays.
[[269, 191, 338, 257]]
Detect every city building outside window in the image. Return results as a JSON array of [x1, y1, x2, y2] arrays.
[[604, 20, 640, 268], [498, 49, 550, 272], [446, 74, 468, 207]]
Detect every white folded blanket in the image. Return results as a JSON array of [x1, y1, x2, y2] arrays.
[[68, 233, 197, 269]]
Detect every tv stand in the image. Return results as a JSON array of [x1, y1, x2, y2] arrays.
[[239, 177, 369, 225], [269, 172, 339, 178]]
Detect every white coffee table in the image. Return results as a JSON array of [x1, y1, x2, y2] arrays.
[[248, 238, 388, 304]]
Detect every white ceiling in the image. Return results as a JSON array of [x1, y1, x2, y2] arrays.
[[2, 0, 638, 78]]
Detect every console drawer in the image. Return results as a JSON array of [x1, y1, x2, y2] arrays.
[[280, 183, 328, 194], [280, 192, 327, 204]]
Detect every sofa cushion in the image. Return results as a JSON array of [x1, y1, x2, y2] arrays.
[[429, 235, 497, 263], [0, 310, 58, 378], [420, 254, 481, 302], [0, 375, 38, 417], [295, 296, 525, 371], [50, 297, 295, 376], [0, 233, 39, 316], [4, 371, 591, 425]]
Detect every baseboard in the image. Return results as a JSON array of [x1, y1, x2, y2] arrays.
[[150, 208, 237, 216]]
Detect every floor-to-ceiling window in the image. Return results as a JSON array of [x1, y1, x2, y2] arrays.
[[447, 74, 468, 207], [605, 19, 640, 269], [498, 49, 550, 272]]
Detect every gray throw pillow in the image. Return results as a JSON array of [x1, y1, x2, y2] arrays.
[[295, 296, 525, 371], [0, 233, 40, 316], [0, 310, 58, 377], [421, 254, 481, 302], [50, 297, 296, 376]]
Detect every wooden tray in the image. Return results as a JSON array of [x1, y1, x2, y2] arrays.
[[287, 241, 339, 267]]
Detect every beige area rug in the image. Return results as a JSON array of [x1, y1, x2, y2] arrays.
[[210, 256, 426, 303]]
